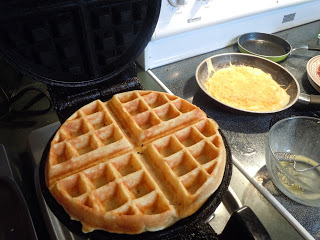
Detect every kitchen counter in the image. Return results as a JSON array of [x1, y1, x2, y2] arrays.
[[0, 20, 319, 240], [150, 20, 320, 239]]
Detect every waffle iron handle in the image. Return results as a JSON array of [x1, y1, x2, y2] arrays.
[[218, 186, 272, 240], [177, 187, 271, 240], [181, 206, 271, 240], [218, 206, 272, 240]]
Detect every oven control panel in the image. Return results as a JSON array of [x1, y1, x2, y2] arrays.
[[153, 0, 316, 39]]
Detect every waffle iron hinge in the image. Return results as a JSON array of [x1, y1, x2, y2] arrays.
[[47, 62, 143, 123]]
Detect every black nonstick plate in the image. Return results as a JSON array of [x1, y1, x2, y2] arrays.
[[0, 0, 161, 86], [39, 129, 233, 240]]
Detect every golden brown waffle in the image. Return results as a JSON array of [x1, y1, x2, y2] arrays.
[[45, 90, 226, 234]]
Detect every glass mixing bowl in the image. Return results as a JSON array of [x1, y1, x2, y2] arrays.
[[266, 116, 320, 207]]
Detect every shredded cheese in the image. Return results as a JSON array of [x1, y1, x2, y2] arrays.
[[205, 65, 290, 112]]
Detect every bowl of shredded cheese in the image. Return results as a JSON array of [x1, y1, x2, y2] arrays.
[[196, 53, 300, 114]]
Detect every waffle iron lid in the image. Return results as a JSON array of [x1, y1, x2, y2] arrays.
[[0, 0, 161, 86]]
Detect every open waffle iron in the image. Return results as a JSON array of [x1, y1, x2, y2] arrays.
[[0, 1, 271, 239]]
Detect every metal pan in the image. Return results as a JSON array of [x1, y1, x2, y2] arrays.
[[238, 32, 320, 62], [196, 53, 320, 114]]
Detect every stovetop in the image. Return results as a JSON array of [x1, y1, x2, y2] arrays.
[[2, 18, 319, 240], [149, 20, 320, 240], [27, 67, 309, 240], [27, 109, 299, 240]]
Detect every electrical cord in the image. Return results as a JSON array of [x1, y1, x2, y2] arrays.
[[0, 85, 52, 121]]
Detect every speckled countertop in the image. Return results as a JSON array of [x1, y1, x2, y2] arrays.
[[150, 20, 320, 239]]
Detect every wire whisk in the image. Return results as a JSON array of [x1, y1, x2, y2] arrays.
[[274, 152, 320, 172]]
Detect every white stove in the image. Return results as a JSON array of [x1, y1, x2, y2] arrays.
[[137, 0, 320, 70]]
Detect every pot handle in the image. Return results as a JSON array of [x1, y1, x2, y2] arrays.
[[297, 93, 320, 109], [310, 94, 320, 106], [308, 44, 320, 51]]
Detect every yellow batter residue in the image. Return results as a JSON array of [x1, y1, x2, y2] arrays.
[[205, 65, 290, 112]]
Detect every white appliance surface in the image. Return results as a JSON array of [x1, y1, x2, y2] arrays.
[[137, 0, 320, 70]]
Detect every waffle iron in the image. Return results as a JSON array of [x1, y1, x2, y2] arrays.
[[38, 129, 233, 240], [0, 1, 271, 239]]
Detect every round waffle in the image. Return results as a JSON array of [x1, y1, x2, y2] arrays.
[[45, 90, 226, 234]]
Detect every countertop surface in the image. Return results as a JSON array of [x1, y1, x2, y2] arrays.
[[0, 20, 319, 240]]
